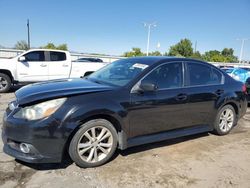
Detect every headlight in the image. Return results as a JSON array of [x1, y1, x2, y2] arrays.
[[13, 98, 67, 120]]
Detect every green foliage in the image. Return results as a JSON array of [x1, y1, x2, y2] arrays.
[[221, 48, 238, 62], [163, 39, 238, 63], [202, 49, 238, 62], [148, 51, 162, 56], [190, 51, 203, 60], [168, 39, 193, 57], [41, 42, 68, 50], [14, 40, 29, 50], [57, 44, 68, 51], [123, 48, 145, 57]]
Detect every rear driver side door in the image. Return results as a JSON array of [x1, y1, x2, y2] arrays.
[[48, 51, 71, 80], [183, 61, 225, 128]]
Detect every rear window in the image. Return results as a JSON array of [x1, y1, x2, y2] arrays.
[[50, 52, 66, 61]]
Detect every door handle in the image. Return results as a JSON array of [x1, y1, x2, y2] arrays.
[[215, 89, 224, 96], [40, 64, 47, 67], [63, 64, 69, 67], [175, 93, 187, 101]]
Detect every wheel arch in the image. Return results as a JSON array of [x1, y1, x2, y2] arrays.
[[0, 69, 14, 81], [61, 112, 127, 161], [222, 102, 239, 116]]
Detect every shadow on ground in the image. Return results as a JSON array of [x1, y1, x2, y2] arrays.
[[15, 133, 209, 170]]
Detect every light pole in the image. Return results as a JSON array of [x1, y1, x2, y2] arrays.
[[236, 38, 249, 63], [144, 22, 157, 56], [27, 19, 30, 49]]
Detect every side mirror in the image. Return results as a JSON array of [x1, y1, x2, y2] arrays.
[[18, 56, 26, 62], [139, 82, 158, 92]]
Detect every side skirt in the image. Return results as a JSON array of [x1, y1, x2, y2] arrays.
[[126, 125, 212, 149]]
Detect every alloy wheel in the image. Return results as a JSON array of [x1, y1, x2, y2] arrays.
[[0, 76, 8, 90], [219, 108, 234, 132], [77, 126, 113, 163]]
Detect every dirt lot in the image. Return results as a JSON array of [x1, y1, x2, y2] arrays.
[[0, 90, 250, 188]]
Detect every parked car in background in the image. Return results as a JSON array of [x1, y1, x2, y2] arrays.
[[2, 57, 248, 168], [0, 49, 108, 92], [75, 57, 103, 62], [246, 77, 250, 103], [221, 67, 234, 74], [221, 67, 250, 83]]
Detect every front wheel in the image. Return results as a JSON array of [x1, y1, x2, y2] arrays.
[[0, 73, 11, 93], [69, 119, 118, 168], [213, 105, 236, 135]]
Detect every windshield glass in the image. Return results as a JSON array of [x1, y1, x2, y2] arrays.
[[88, 59, 150, 86], [224, 69, 233, 74]]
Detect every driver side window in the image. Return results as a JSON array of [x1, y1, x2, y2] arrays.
[[142, 62, 183, 89], [24, 51, 45, 61]]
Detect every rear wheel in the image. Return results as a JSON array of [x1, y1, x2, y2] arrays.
[[0, 73, 11, 93], [69, 119, 118, 168], [214, 105, 236, 135]]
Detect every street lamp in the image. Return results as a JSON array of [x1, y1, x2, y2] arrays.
[[236, 38, 249, 63], [144, 22, 157, 56], [27, 19, 31, 49]]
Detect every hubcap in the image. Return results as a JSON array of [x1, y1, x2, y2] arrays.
[[219, 108, 234, 132], [0, 76, 8, 90], [77, 126, 113, 163]]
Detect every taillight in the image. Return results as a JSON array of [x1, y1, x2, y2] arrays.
[[242, 84, 247, 94]]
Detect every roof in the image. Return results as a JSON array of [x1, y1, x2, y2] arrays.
[[123, 56, 207, 65], [26, 48, 68, 53]]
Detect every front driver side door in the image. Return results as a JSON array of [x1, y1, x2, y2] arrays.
[[129, 61, 189, 138], [17, 51, 49, 82]]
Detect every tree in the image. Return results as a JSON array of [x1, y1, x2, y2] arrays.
[[57, 44, 68, 51], [221, 48, 234, 57], [168, 39, 193, 57], [148, 51, 162, 56], [202, 49, 237, 62], [41, 43, 68, 50], [190, 51, 203, 60], [14, 40, 29, 50], [221, 48, 238, 62], [202, 50, 224, 62], [123, 48, 145, 57]]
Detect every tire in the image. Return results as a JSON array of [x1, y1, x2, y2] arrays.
[[69, 119, 118, 168], [0, 73, 12, 93], [213, 105, 237, 135]]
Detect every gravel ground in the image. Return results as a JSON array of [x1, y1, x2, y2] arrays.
[[0, 89, 250, 188]]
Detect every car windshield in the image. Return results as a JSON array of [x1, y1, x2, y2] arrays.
[[88, 59, 150, 86], [222, 68, 233, 74]]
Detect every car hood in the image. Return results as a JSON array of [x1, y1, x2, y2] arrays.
[[0, 58, 12, 64], [15, 78, 114, 105]]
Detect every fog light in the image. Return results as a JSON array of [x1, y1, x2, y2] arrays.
[[20, 143, 30, 153]]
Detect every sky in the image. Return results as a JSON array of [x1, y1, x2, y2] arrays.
[[0, 0, 250, 60]]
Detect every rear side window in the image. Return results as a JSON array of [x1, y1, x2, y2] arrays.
[[187, 63, 223, 86], [50, 52, 66, 61], [24, 51, 45, 61]]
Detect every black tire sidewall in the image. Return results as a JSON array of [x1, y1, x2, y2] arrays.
[[69, 119, 118, 168], [214, 105, 236, 135], [0, 73, 11, 93]]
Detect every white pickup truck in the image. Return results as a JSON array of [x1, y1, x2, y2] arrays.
[[0, 49, 108, 92]]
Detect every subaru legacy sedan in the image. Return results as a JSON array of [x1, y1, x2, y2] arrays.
[[2, 57, 248, 168]]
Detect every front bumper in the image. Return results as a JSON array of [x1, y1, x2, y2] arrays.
[[1, 111, 69, 163]]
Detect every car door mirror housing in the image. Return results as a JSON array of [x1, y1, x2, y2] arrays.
[[18, 56, 26, 62], [140, 82, 158, 92]]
